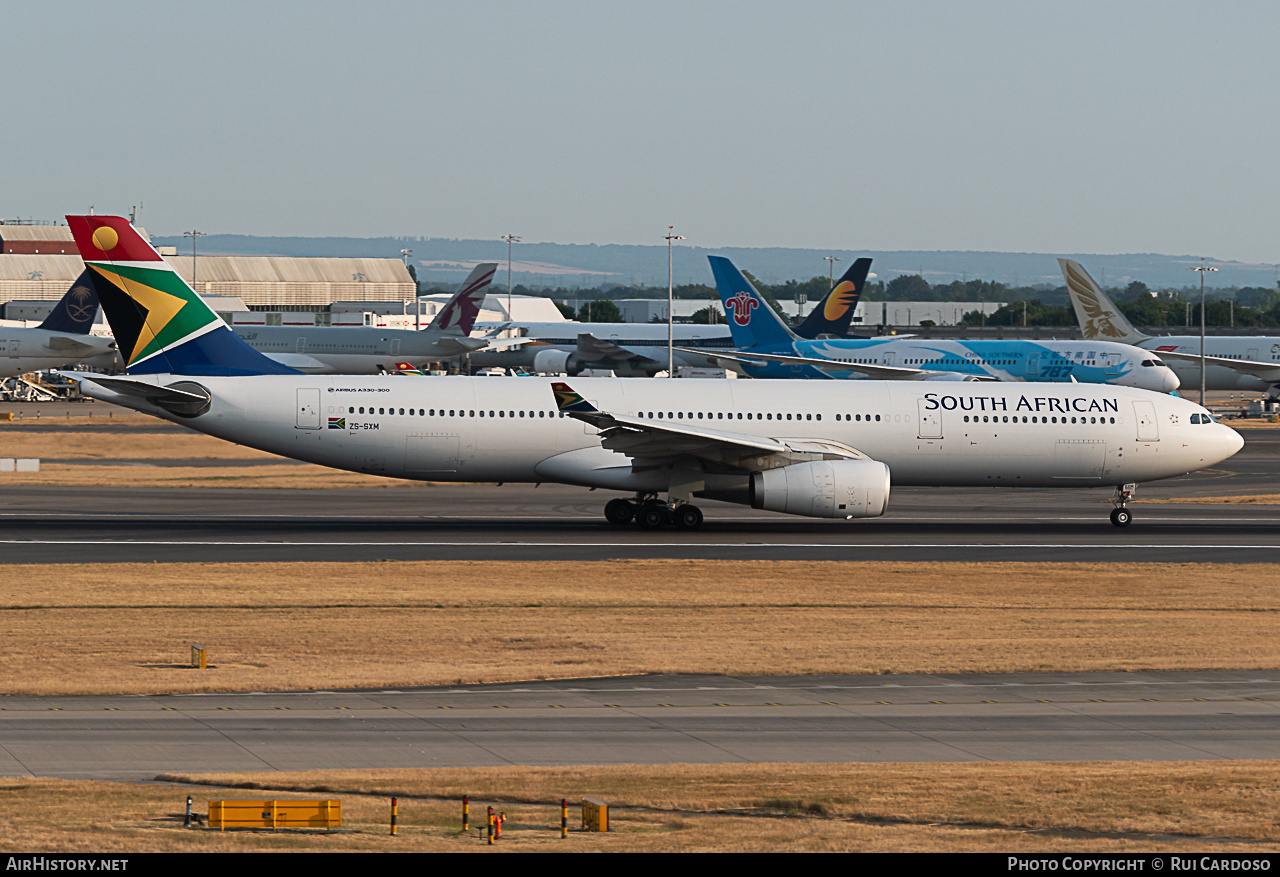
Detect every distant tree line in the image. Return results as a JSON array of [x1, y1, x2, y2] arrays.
[[423, 272, 1280, 328]]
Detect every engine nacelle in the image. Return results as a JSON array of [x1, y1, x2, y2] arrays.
[[532, 348, 582, 376], [750, 459, 890, 519]]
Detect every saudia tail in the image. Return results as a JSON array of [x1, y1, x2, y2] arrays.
[[794, 257, 871, 339], [65, 215, 298, 376], [38, 270, 101, 334], [706, 255, 797, 350], [1058, 258, 1149, 345]]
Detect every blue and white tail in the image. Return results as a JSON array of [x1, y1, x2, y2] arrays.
[[706, 255, 797, 349]]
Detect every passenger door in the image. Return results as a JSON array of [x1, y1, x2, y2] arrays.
[[296, 388, 321, 429]]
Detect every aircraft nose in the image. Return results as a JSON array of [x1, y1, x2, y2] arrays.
[[1161, 366, 1181, 393], [1222, 425, 1245, 458]]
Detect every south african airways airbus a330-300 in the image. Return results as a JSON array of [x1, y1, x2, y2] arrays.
[[63, 215, 1240, 529]]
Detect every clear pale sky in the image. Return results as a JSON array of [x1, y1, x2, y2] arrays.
[[6, 1, 1277, 262]]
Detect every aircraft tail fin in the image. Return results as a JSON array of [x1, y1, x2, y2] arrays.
[[794, 257, 871, 339], [65, 215, 298, 375], [37, 271, 101, 334], [1058, 258, 1148, 345], [430, 262, 498, 335], [707, 255, 798, 349]]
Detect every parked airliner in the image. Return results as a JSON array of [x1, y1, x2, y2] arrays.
[[1062, 258, 1280, 397], [62, 216, 1240, 529], [695, 257, 1179, 393], [469, 258, 873, 376], [227, 263, 496, 374], [1, 271, 118, 377]]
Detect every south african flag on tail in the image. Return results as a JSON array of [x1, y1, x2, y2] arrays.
[[65, 215, 299, 377], [551, 381, 599, 413]]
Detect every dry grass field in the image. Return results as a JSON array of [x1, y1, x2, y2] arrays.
[[2, 560, 1279, 694], [4, 760, 1280, 852]]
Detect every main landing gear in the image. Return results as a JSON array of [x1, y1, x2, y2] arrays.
[[603, 495, 704, 530], [1109, 483, 1136, 528]]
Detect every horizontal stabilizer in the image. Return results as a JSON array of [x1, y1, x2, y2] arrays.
[[69, 374, 211, 417], [44, 336, 102, 354]]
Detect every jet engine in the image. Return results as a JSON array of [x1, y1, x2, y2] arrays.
[[532, 349, 583, 376], [750, 459, 890, 519]]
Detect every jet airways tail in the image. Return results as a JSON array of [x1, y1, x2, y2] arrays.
[[1059, 258, 1149, 345], [65, 215, 298, 375], [707, 255, 798, 349], [794, 258, 871, 339], [38, 271, 101, 334], [428, 262, 498, 336]]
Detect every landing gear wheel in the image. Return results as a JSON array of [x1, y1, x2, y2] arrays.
[[672, 504, 704, 531], [604, 498, 635, 526], [1110, 507, 1132, 528], [636, 501, 669, 530]]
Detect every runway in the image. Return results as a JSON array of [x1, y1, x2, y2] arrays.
[[0, 455, 1277, 562], [2, 672, 1276, 781], [2, 407, 1278, 563]]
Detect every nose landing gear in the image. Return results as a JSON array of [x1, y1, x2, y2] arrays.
[[1110, 483, 1136, 527]]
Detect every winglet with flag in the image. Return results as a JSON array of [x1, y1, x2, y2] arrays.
[[551, 381, 598, 413]]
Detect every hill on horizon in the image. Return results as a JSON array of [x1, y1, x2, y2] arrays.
[[150, 233, 1275, 292]]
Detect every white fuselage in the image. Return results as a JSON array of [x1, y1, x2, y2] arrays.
[[0, 328, 118, 378], [77, 375, 1242, 499], [469, 321, 735, 375], [1138, 336, 1280, 392], [232, 326, 475, 374], [758, 338, 1178, 392]]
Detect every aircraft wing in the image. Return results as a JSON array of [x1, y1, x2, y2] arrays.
[[474, 336, 540, 351], [550, 381, 871, 469], [674, 347, 997, 381], [575, 333, 649, 364], [1153, 350, 1280, 383], [264, 352, 333, 372], [430, 336, 488, 355]]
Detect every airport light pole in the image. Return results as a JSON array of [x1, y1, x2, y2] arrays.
[[400, 249, 419, 329], [182, 230, 206, 295], [823, 256, 842, 291], [501, 234, 521, 320], [1189, 259, 1218, 406], [666, 227, 685, 377]]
